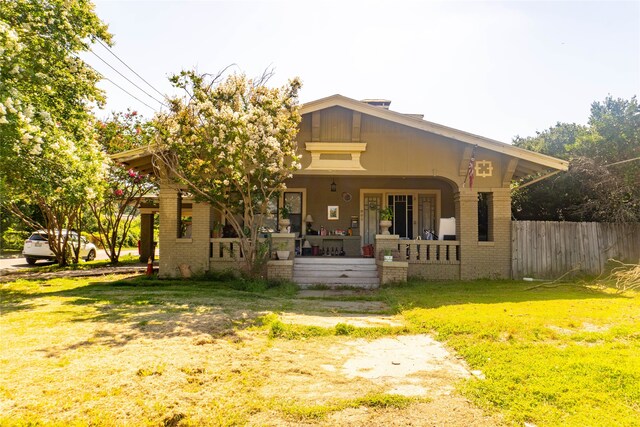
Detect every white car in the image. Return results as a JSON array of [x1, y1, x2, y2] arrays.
[[22, 230, 97, 265]]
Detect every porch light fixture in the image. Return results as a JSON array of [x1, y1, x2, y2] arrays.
[[330, 179, 337, 192]]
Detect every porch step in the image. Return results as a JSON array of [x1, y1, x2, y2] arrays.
[[293, 257, 379, 289], [295, 257, 376, 265]]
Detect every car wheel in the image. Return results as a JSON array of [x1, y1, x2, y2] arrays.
[[26, 257, 37, 265], [85, 249, 96, 261]]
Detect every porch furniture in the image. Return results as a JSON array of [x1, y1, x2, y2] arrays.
[[305, 235, 361, 257]]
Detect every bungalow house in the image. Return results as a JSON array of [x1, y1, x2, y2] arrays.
[[112, 95, 568, 286]]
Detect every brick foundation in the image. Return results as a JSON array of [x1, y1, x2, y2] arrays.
[[267, 260, 294, 281], [377, 260, 408, 285]]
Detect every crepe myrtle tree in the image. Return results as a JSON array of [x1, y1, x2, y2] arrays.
[[0, 0, 111, 265], [90, 110, 156, 263], [154, 70, 302, 276]]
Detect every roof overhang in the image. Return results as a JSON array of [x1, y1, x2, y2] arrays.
[[110, 146, 156, 175]]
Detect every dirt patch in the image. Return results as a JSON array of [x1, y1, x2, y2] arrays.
[[324, 397, 500, 426], [280, 313, 404, 328], [341, 335, 470, 395], [0, 266, 146, 282], [256, 335, 497, 426], [1, 282, 500, 426]]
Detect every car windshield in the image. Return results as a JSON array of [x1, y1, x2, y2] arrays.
[[28, 234, 48, 241]]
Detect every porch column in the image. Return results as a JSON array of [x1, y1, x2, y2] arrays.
[[139, 213, 155, 262], [454, 189, 478, 280], [488, 188, 512, 278], [187, 202, 213, 274], [158, 182, 180, 278]]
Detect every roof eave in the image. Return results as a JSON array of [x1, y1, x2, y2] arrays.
[[300, 95, 569, 172]]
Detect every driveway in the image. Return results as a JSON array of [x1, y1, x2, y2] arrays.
[[0, 249, 139, 272]]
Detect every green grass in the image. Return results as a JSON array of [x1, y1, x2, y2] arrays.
[[274, 392, 427, 421], [380, 279, 640, 426], [1, 275, 638, 426], [15, 252, 143, 274]]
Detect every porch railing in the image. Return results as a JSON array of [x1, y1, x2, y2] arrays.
[[210, 238, 243, 261], [397, 240, 460, 264]]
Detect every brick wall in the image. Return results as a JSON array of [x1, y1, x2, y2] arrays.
[[377, 260, 408, 285], [267, 260, 293, 281], [270, 233, 295, 258], [158, 182, 212, 278], [455, 188, 511, 279], [408, 264, 460, 280], [375, 234, 400, 260]]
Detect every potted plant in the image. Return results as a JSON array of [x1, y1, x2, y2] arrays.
[[279, 204, 291, 232], [211, 222, 223, 238], [383, 248, 393, 262], [379, 206, 393, 235], [275, 241, 290, 260]]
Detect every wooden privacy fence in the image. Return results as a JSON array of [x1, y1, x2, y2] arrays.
[[512, 221, 640, 279]]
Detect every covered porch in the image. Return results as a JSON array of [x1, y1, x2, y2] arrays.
[[153, 173, 511, 283]]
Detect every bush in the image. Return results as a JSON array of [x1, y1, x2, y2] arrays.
[[1, 229, 30, 251]]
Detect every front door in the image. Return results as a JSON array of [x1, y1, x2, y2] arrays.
[[418, 194, 437, 239], [388, 194, 413, 238], [362, 194, 381, 245]]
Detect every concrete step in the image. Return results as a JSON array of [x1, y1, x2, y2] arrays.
[[294, 276, 380, 287], [294, 264, 377, 272], [293, 270, 378, 278], [294, 257, 376, 265], [293, 257, 380, 289]]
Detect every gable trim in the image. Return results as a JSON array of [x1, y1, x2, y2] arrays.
[[301, 95, 568, 172]]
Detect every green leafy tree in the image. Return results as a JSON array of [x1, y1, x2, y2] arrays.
[[0, 0, 111, 265], [154, 70, 302, 276], [513, 96, 640, 223], [90, 110, 155, 263]]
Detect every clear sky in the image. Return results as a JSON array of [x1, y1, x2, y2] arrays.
[[85, 0, 640, 143]]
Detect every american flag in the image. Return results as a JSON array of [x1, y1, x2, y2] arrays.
[[466, 145, 477, 188]]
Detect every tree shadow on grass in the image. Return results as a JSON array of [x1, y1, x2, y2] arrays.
[[3, 275, 633, 355], [7, 276, 296, 355]]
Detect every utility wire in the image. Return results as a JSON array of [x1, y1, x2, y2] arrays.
[[68, 51, 158, 112], [88, 49, 167, 108], [92, 37, 167, 100], [100, 76, 158, 112]]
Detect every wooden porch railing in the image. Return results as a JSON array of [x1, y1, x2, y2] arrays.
[[397, 240, 460, 264]]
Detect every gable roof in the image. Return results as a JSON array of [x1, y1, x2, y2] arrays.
[[112, 94, 569, 181], [301, 94, 569, 178]]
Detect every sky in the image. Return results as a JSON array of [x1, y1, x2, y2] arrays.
[[85, 0, 640, 143]]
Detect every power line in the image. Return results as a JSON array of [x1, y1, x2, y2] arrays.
[[100, 77, 158, 112], [92, 37, 167, 101], [88, 49, 167, 108], [68, 51, 158, 112]]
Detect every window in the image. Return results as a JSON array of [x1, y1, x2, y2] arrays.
[[478, 192, 492, 242], [284, 191, 303, 234]]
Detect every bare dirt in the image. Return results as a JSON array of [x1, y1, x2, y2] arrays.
[[1, 286, 502, 426]]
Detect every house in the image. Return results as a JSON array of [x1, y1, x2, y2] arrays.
[[112, 94, 568, 285]]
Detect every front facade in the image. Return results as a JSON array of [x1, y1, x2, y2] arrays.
[[115, 95, 568, 283]]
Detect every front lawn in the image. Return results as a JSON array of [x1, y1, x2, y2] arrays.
[[381, 281, 640, 426], [0, 275, 638, 426]]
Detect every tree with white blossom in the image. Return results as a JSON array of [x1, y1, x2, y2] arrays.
[[154, 70, 302, 276], [0, 0, 110, 265]]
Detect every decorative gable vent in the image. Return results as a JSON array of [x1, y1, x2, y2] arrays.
[[305, 142, 367, 171]]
